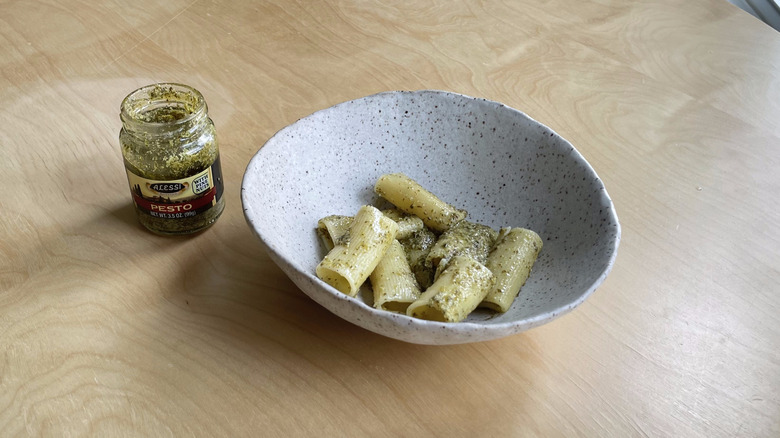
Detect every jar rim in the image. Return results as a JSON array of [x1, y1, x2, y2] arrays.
[[120, 82, 207, 128]]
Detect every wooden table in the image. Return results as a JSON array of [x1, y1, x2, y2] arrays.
[[2, 0, 778, 436]]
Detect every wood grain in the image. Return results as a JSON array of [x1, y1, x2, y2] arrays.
[[1, 0, 778, 436]]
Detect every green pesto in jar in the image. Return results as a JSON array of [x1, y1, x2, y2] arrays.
[[119, 83, 225, 235]]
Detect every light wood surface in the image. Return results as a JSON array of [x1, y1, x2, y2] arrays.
[[2, 0, 779, 436]]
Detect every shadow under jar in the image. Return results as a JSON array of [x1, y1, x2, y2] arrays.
[[119, 83, 225, 235]]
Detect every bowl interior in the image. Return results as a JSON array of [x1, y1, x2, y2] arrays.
[[242, 90, 620, 342]]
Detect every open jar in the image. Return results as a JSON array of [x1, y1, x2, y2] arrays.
[[119, 83, 225, 235]]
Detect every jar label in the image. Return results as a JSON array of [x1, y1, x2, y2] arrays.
[[126, 157, 224, 219]]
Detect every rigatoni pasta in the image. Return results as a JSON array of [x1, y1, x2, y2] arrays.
[[374, 173, 466, 232], [370, 240, 421, 312], [316, 205, 398, 297], [317, 210, 424, 250], [316, 215, 352, 251], [399, 227, 437, 289], [406, 256, 495, 322], [315, 173, 542, 322], [425, 220, 498, 279], [480, 228, 543, 312], [381, 209, 425, 240]]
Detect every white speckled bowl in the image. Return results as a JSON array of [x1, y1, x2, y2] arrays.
[[242, 90, 620, 345]]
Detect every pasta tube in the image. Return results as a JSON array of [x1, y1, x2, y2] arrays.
[[480, 228, 543, 312], [399, 227, 437, 289], [407, 256, 495, 322], [316, 215, 353, 250], [370, 239, 421, 312], [381, 209, 425, 240], [374, 173, 466, 232], [425, 220, 498, 279], [316, 205, 398, 297], [318, 210, 423, 249]]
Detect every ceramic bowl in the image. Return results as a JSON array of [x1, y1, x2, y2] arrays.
[[241, 90, 620, 345]]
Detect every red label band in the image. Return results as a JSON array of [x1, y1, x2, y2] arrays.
[[132, 187, 216, 217]]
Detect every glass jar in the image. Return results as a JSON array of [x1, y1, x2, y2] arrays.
[[119, 83, 225, 235]]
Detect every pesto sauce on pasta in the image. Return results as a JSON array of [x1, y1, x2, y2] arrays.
[[315, 173, 542, 322]]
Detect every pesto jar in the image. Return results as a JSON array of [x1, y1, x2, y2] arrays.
[[119, 83, 225, 235]]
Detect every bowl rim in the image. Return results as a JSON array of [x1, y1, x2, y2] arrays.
[[241, 89, 621, 339]]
